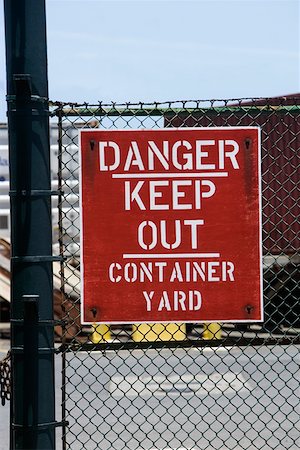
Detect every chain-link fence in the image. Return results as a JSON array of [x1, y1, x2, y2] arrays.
[[51, 98, 300, 450]]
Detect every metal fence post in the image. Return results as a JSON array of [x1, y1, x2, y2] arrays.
[[4, 0, 56, 449]]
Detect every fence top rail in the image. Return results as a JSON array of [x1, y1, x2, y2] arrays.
[[49, 98, 300, 117]]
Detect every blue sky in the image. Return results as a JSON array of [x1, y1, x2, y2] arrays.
[[0, 0, 299, 121]]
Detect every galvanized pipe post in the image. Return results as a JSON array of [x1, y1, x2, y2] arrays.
[[4, 1, 56, 449]]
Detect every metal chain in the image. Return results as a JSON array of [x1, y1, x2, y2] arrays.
[[0, 351, 11, 406]]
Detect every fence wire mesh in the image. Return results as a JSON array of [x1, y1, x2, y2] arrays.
[[50, 98, 300, 450]]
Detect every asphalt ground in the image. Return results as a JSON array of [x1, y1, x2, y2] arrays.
[[62, 344, 300, 450], [1, 339, 300, 450]]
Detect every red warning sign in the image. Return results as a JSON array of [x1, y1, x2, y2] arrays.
[[79, 127, 262, 324]]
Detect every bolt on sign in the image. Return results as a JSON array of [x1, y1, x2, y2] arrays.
[[79, 128, 263, 324]]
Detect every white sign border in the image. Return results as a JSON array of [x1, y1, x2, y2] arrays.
[[79, 126, 263, 325]]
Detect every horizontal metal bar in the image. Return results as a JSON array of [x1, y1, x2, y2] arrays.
[[164, 106, 300, 114], [57, 335, 300, 353], [50, 104, 300, 117]]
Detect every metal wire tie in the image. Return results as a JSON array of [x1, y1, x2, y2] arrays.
[[10, 346, 56, 354], [7, 110, 51, 117], [6, 94, 48, 103], [11, 255, 65, 263], [11, 420, 69, 430], [10, 318, 67, 327], [9, 189, 63, 197]]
